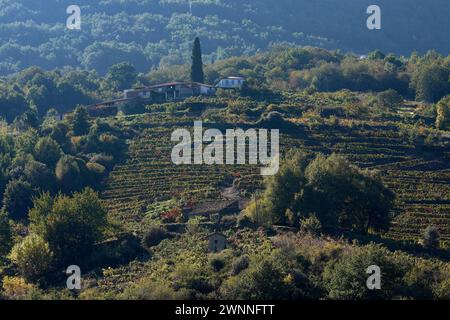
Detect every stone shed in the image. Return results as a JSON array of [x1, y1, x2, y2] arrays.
[[206, 232, 227, 253]]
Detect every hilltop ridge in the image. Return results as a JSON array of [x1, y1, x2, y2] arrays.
[[0, 0, 449, 75]]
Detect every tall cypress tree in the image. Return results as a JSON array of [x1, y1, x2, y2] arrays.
[[190, 37, 204, 83]]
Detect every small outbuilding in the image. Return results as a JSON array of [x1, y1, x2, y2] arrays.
[[206, 232, 227, 253]]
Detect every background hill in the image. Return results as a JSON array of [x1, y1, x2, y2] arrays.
[[0, 0, 449, 75]]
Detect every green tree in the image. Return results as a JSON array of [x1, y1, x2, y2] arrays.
[[411, 62, 450, 103], [244, 150, 309, 226], [15, 129, 39, 155], [309, 63, 343, 92], [13, 109, 39, 130], [141, 226, 169, 249], [71, 106, 90, 136], [367, 50, 385, 60], [377, 89, 403, 109], [2, 179, 36, 221], [323, 244, 402, 300], [55, 155, 86, 193], [34, 137, 62, 168], [29, 188, 108, 266], [0, 89, 28, 122], [304, 154, 395, 233], [0, 210, 12, 259], [0, 169, 6, 206], [220, 256, 295, 299], [9, 234, 54, 282], [384, 54, 403, 68], [23, 160, 55, 192], [48, 122, 70, 149], [246, 152, 395, 233], [106, 62, 138, 91], [435, 95, 450, 130], [422, 226, 440, 250], [190, 37, 204, 83]]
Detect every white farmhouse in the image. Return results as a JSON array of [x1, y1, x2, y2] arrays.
[[216, 76, 245, 89]]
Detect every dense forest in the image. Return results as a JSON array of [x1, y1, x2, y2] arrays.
[[0, 0, 449, 75]]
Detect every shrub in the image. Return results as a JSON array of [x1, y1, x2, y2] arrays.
[[323, 244, 402, 300], [402, 258, 447, 299], [90, 233, 144, 267], [9, 234, 54, 282], [185, 216, 207, 235], [141, 226, 169, 249], [1, 276, 40, 300], [86, 162, 106, 185], [98, 133, 122, 156], [377, 89, 402, 109], [231, 255, 250, 275], [220, 256, 295, 300], [209, 255, 226, 272], [220, 214, 237, 227], [122, 98, 146, 115], [300, 215, 322, 235], [90, 153, 114, 169], [161, 207, 183, 223], [434, 277, 450, 300], [236, 213, 255, 229], [55, 155, 86, 193], [34, 137, 62, 168], [120, 278, 189, 300], [172, 261, 212, 294], [257, 111, 290, 128], [422, 226, 440, 250], [86, 162, 106, 175], [23, 160, 55, 192]]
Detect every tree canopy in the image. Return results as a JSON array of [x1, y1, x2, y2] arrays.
[[245, 151, 395, 234]]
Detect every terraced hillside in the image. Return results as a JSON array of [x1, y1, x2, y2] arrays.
[[102, 117, 260, 232], [101, 110, 450, 245]]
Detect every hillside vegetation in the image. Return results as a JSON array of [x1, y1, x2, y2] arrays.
[[1, 45, 450, 299], [0, 0, 449, 75], [1, 46, 449, 125]]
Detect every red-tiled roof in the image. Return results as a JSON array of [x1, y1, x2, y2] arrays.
[[148, 81, 186, 88], [86, 98, 129, 108], [141, 81, 215, 90]]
